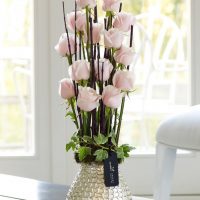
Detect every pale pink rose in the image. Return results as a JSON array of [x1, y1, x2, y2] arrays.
[[113, 12, 136, 32], [83, 23, 103, 44], [94, 59, 113, 81], [67, 11, 86, 32], [102, 0, 121, 12], [102, 85, 123, 108], [76, 0, 97, 9], [69, 60, 90, 81], [114, 45, 135, 66], [55, 33, 78, 56], [58, 78, 75, 99], [77, 86, 101, 111], [92, 23, 103, 44], [113, 70, 135, 91], [104, 28, 123, 49]]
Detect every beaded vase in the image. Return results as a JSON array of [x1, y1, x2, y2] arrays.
[[66, 163, 132, 200]]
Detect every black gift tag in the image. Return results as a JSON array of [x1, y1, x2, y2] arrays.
[[104, 151, 119, 187]]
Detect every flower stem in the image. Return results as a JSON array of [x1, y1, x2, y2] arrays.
[[69, 99, 79, 129], [81, 33, 86, 59], [82, 111, 87, 135], [113, 109, 118, 133], [116, 97, 125, 144]]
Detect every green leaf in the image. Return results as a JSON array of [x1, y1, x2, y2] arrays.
[[65, 111, 76, 120], [121, 144, 134, 152], [78, 147, 91, 161], [108, 130, 115, 137], [94, 133, 108, 145], [116, 147, 124, 159], [66, 142, 76, 152], [71, 135, 78, 143], [82, 136, 93, 143], [119, 144, 135, 158], [111, 136, 117, 146], [94, 149, 108, 162]]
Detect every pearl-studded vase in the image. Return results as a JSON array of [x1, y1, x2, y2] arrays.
[[66, 163, 132, 200]]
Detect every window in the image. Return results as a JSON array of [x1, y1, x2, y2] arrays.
[[0, 0, 33, 155], [120, 0, 190, 153]]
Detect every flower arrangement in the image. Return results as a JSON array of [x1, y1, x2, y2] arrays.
[[55, 0, 136, 163]]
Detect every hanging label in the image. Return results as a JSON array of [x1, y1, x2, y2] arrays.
[[104, 151, 119, 187]]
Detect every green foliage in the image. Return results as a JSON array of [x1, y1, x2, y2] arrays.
[[82, 135, 93, 143], [65, 131, 135, 163], [65, 111, 77, 122], [94, 133, 108, 145], [111, 136, 117, 146], [66, 142, 76, 152], [78, 146, 91, 161], [94, 149, 108, 162], [116, 144, 135, 161], [116, 147, 124, 159]]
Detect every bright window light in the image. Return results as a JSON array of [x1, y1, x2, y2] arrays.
[[119, 0, 190, 153], [0, 0, 34, 156]]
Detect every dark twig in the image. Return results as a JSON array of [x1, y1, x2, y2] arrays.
[[94, 44, 97, 60], [89, 16, 97, 136], [119, 2, 122, 12], [127, 25, 134, 70], [62, 1, 72, 62], [94, 6, 98, 23], [79, 33, 82, 59], [130, 25, 134, 48], [107, 14, 112, 30], [89, 17, 95, 88], [100, 62, 105, 134], [75, 2, 77, 61], [104, 18, 107, 30]]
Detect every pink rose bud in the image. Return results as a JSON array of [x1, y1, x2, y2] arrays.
[[67, 11, 86, 32], [69, 60, 90, 81], [94, 59, 113, 81], [102, 85, 123, 108], [77, 86, 101, 112], [83, 22, 103, 44], [102, 0, 121, 12], [55, 33, 78, 57], [76, 0, 97, 9], [104, 28, 123, 49], [113, 70, 135, 91], [113, 12, 136, 32], [92, 23, 103, 44], [114, 45, 135, 66], [59, 78, 75, 99]]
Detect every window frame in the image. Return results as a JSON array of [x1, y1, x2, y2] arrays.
[[0, 0, 52, 183]]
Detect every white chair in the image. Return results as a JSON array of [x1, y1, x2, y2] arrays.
[[154, 105, 200, 200]]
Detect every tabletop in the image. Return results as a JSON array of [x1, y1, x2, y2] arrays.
[[0, 174, 150, 200]]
